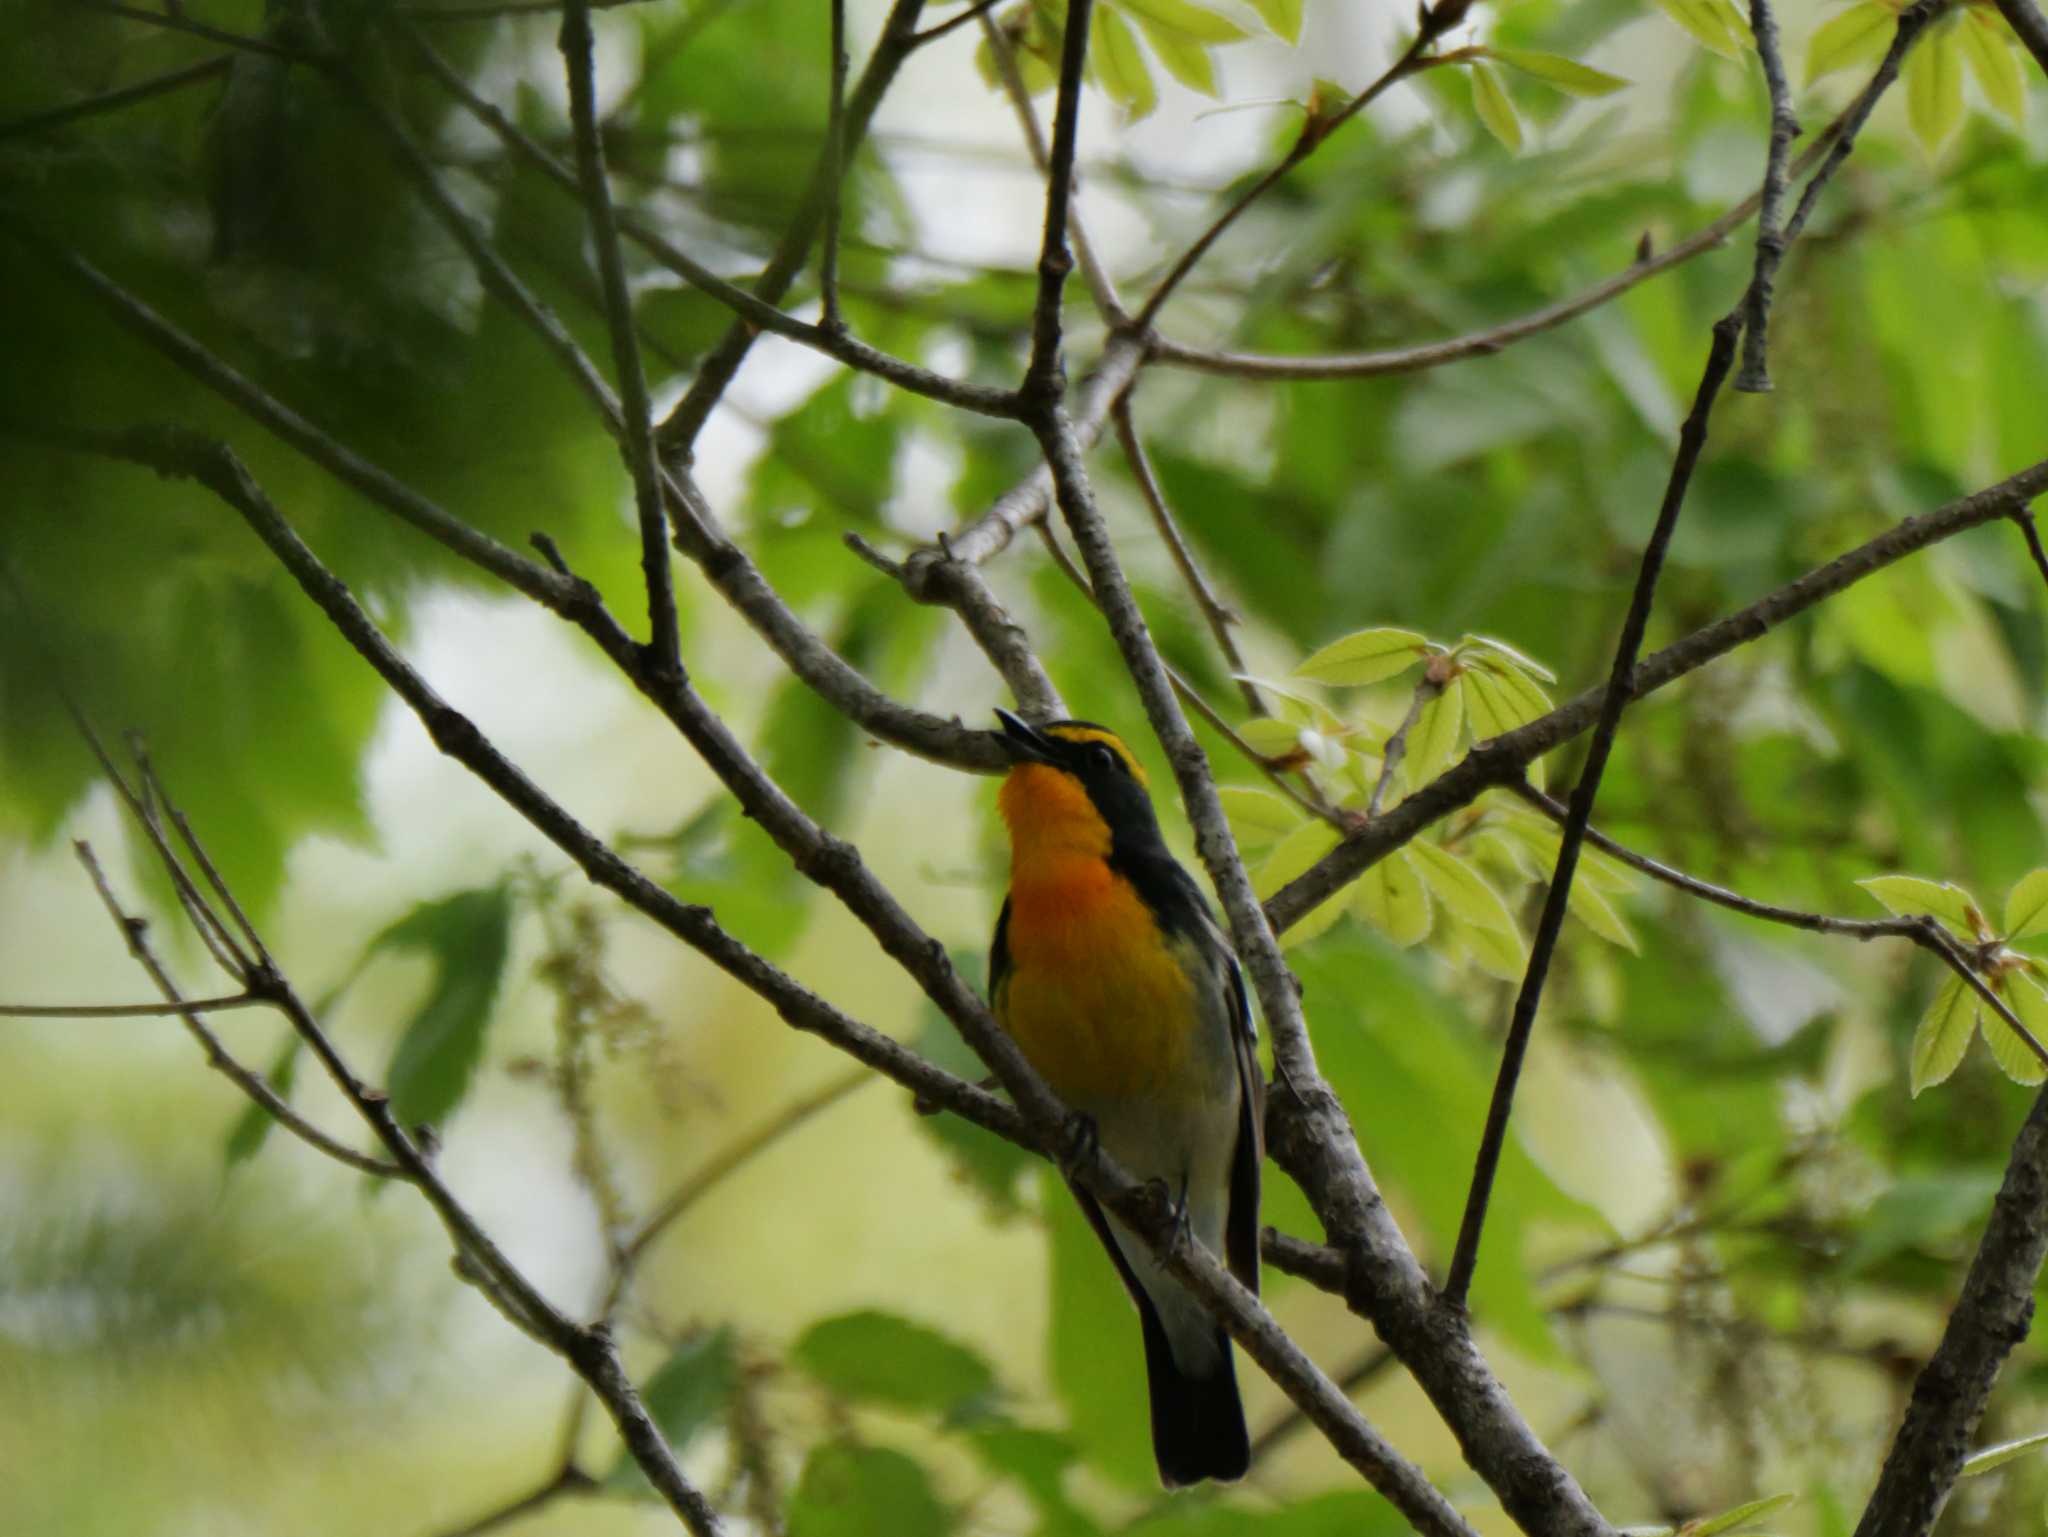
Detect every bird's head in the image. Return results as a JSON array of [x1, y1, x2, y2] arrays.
[[994, 708, 1159, 864]]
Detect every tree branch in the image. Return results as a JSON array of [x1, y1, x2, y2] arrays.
[[0, 54, 231, 143], [1992, 0, 2048, 74], [560, 0, 681, 671], [1263, 453, 2048, 933], [1733, 0, 1796, 393], [1854, 1084, 2048, 1537], [1020, 0, 1094, 404], [1443, 315, 1740, 1311]]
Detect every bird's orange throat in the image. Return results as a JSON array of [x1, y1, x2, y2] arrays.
[[998, 762, 1112, 875]]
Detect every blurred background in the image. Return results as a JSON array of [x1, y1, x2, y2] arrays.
[[5, 0, 2048, 1533]]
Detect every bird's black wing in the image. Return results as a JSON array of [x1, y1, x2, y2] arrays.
[[989, 894, 1013, 1011]]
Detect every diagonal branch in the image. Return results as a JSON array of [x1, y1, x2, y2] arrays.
[[1733, 0, 1797, 392], [1443, 315, 1740, 1310], [0, 54, 231, 142], [1020, 0, 1095, 404], [1992, 0, 2048, 73]]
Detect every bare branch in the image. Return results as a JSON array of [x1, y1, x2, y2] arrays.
[[76, 1, 304, 59], [1443, 315, 1741, 1311], [1020, 0, 1096, 404], [1734, 0, 1797, 392], [0, 54, 231, 143], [820, 0, 850, 333], [71, 844, 404, 1179], [1992, 0, 2048, 74], [0, 994, 264, 1019], [1854, 1084, 2048, 1537], [559, 0, 681, 670]]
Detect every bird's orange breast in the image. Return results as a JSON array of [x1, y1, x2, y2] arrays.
[[997, 852, 1200, 1105]]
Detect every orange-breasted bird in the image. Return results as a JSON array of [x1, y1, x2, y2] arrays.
[[990, 708, 1264, 1487]]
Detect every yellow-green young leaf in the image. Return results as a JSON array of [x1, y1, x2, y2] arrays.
[[1960, 1429, 2048, 1478], [1217, 786, 1306, 850], [1489, 47, 1630, 97], [1682, 1491, 1797, 1536], [1907, 21, 1966, 153], [1805, 3, 1895, 84], [1115, 0, 1250, 44], [1461, 633, 1558, 684], [1351, 849, 1433, 946], [1245, 0, 1303, 44], [1404, 680, 1468, 789], [1657, 0, 1750, 59], [1569, 878, 1638, 953], [1960, 10, 2026, 126], [1464, 673, 1546, 790], [1470, 62, 1524, 152], [1470, 653, 1555, 720], [1092, 6, 1160, 118], [1255, 820, 1346, 946], [1132, 11, 1219, 95], [1987, 972, 2048, 1086], [1911, 973, 1979, 1096], [1294, 627, 1429, 686], [1238, 716, 1311, 757], [2008, 869, 2048, 939], [1408, 840, 1521, 939], [1453, 914, 1531, 980], [1857, 875, 1984, 938]]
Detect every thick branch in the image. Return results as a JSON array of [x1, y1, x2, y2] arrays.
[[1992, 0, 2048, 74], [1854, 1085, 2048, 1537]]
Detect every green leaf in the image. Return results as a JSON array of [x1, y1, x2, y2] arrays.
[[1092, 6, 1160, 118], [788, 1443, 952, 1537], [1960, 1429, 2048, 1478], [377, 884, 516, 1127], [1985, 971, 2048, 1086], [1568, 878, 1638, 953], [1909, 973, 1979, 1096], [1408, 841, 1521, 941], [1489, 48, 1630, 98], [1351, 849, 1433, 947], [1132, 11, 1221, 96], [604, 1329, 738, 1496], [1454, 914, 1532, 981], [1682, 1492, 1796, 1536], [1404, 680, 1467, 790], [793, 1310, 997, 1416], [224, 1034, 304, 1171], [1959, 10, 2026, 126], [1857, 875, 1985, 938], [1906, 21, 1966, 154], [1113, 0, 1251, 45], [1294, 627, 1430, 687], [1805, 3, 1895, 84], [1460, 634, 1558, 684], [1237, 716, 1314, 758], [1470, 63, 1524, 153], [2007, 869, 2048, 939], [1256, 820, 1347, 945], [1217, 786, 1306, 850], [1245, 0, 1303, 44], [1656, 0, 1750, 59]]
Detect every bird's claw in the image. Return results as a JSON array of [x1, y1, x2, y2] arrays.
[[1060, 1110, 1100, 1175]]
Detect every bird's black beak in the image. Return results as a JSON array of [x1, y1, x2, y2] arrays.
[[994, 707, 1058, 765]]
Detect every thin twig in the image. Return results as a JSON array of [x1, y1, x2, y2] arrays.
[[1734, 0, 1797, 392], [1782, 1, 1949, 250], [72, 843, 403, 1179], [981, 8, 1126, 326], [2012, 509, 2048, 592], [1132, 0, 1466, 329], [1019, 0, 1095, 404], [1112, 401, 1259, 714], [1509, 782, 2048, 1070], [425, 1466, 598, 1537], [820, 0, 850, 334], [0, 993, 263, 1019], [77, 1, 304, 59], [1368, 675, 1439, 818], [909, 0, 1001, 46], [0, 54, 231, 143], [1443, 315, 1740, 1312], [559, 0, 680, 671]]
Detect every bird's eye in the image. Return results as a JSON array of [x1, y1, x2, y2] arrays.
[[1087, 743, 1122, 776]]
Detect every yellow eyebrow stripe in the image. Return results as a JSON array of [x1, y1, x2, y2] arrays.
[[1045, 725, 1148, 785]]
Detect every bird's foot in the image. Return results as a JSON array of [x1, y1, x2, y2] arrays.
[[1060, 1110, 1100, 1176]]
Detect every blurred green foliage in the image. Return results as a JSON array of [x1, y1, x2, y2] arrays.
[[7, 0, 2048, 1532]]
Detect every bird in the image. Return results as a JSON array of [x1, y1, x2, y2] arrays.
[[989, 707, 1264, 1487]]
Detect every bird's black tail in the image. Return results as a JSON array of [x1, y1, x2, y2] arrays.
[[1138, 1301, 1250, 1487]]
